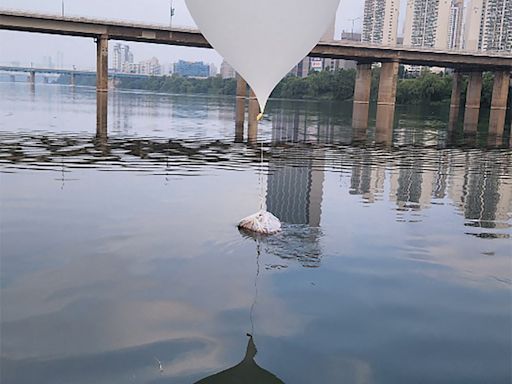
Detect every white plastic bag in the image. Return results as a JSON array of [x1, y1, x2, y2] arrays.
[[185, 0, 341, 113], [238, 210, 282, 235]]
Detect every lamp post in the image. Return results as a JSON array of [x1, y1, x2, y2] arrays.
[[169, 0, 175, 28], [61, 1, 65, 17], [348, 17, 361, 41]]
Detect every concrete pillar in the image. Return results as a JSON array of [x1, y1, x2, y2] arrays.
[[448, 71, 463, 131], [29, 71, 35, 85], [235, 74, 247, 142], [248, 88, 259, 144], [375, 61, 399, 144], [463, 71, 483, 134], [96, 91, 108, 138], [70, 72, 76, 86], [352, 63, 372, 130], [96, 35, 108, 93], [488, 71, 510, 136]]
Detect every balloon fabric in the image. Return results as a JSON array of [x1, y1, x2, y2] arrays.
[[185, 0, 341, 114]]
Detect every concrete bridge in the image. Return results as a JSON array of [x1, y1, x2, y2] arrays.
[[1, 9, 511, 137]]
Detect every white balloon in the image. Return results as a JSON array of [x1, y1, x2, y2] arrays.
[[185, 0, 340, 113]]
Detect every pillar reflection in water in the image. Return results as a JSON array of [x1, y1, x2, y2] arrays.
[[96, 92, 108, 140], [375, 61, 399, 145], [235, 97, 246, 143], [235, 74, 247, 142], [375, 103, 394, 145], [352, 62, 372, 131], [248, 89, 259, 145]]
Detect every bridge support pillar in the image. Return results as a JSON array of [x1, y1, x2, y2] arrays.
[[448, 71, 463, 130], [463, 71, 482, 134], [248, 88, 259, 145], [70, 73, 76, 86], [29, 71, 35, 85], [235, 74, 247, 142], [96, 35, 108, 93], [352, 62, 372, 130], [375, 61, 399, 144], [488, 71, 510, 136]]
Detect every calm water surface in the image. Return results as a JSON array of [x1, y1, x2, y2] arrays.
[[1, 83, 511, 384]]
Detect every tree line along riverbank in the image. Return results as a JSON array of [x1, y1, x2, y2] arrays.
[[57, 67, 508, 107]]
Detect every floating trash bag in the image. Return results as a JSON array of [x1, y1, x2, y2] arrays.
[[238, 210, 281, 235], [185, 0, 341, 115]]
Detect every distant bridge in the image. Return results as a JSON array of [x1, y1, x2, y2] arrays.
[[0, 65, 154, 80]]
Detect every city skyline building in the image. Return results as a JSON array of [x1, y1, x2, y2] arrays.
[[292, 17, 337, 77], [362, 0, 400, 46], [403, 0, 452, 49], [173, 60, 210, 78], [112, 43, 134, 72], [464, 0, 512, 52], [448, 0, 465, 49]]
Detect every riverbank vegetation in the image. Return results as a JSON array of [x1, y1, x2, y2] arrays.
[[58, 67, 503, 107]]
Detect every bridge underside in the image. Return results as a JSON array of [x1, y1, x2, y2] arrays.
[[1, 11, 511, 70]]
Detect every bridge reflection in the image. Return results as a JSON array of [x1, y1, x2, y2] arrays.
[[2, 101, 510, 241]]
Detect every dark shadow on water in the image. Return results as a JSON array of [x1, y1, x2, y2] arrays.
[[194, 334, 285, 384]]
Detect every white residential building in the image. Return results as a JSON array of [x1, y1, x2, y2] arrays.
[[464, 0, 512, 52], [362, 0, 400, 46], [403, 0, 452, 49], [448, 0, 464, 49]]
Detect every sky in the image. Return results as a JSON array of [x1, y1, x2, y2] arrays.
[[0, 0, 406, 70]]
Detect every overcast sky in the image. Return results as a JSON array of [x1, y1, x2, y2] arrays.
[[0, 0, 407, 70]]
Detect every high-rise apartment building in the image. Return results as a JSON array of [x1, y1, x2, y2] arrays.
[[448, 0, 464, 49], [112, 43, 134, 72], [464, 0, 511, 52], [403, 0, 452, 49], [362, 0, 400, 46]]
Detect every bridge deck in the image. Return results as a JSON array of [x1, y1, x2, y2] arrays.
[[1, 9, 511, 70]]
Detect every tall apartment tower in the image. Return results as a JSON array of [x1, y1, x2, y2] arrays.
[[403, 0, 452, 49], [448, 0, 464, 49], [362, 0, 400, 46], [464, 0, 511, 52], [112, 43, 134, 72]]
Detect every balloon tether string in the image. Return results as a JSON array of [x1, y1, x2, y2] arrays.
[[250, 241, 261, 336], [258, 139, 265, 212]]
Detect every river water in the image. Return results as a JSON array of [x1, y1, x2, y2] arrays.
[[1, 83, 511, 384]]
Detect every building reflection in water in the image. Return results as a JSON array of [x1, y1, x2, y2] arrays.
[[349, 150, 385, 204], [2, 103, 510, 238], [194, 335, 284, 384], [267, 108, 325, 227], [448, 151, 512, 231]]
